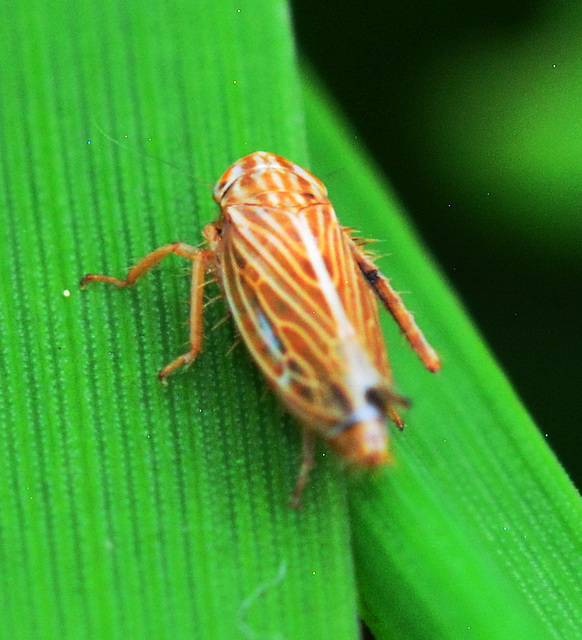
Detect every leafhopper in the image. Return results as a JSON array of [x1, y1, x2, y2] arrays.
[[81, 152, 440, 506]]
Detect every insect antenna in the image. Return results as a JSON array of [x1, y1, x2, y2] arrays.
[[91, 120, 214, 190]]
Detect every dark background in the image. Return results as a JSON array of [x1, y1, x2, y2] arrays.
[[293, 1, 582, 498]]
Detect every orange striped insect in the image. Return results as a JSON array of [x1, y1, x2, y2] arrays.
[[81, 152, 440, 506]]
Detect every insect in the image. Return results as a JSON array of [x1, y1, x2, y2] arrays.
[[81, 151, 440, 506]]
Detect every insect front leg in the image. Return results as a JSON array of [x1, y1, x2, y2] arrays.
[[347, 235, 441, 373], [80, 242, 214, 380]]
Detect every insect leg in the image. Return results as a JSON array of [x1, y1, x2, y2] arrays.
[[347, 236, 441, 373], [388, 406, 405, 430], [81, 242, 214, 379], [158, 250, 212, 380], [290, 430, 315, 509], [80, 242, 205, 287]]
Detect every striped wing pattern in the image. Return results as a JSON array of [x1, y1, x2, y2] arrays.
[[211, 153, 393, 439], [81, 151, 438, 496]]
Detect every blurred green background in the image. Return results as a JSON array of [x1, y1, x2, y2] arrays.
[[293, 0, 582, 490]]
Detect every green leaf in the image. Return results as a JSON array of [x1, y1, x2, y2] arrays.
[[1, 2, 581, 640], [1, 2, 356, 639]]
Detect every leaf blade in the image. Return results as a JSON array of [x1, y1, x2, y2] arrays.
[[0, 2, 359, 639]]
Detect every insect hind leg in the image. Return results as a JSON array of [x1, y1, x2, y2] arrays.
[[290, 430, 316, 509], [347, 237, 441, 373]]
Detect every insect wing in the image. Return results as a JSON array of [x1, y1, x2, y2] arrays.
[[219, 199, 391, 433]]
